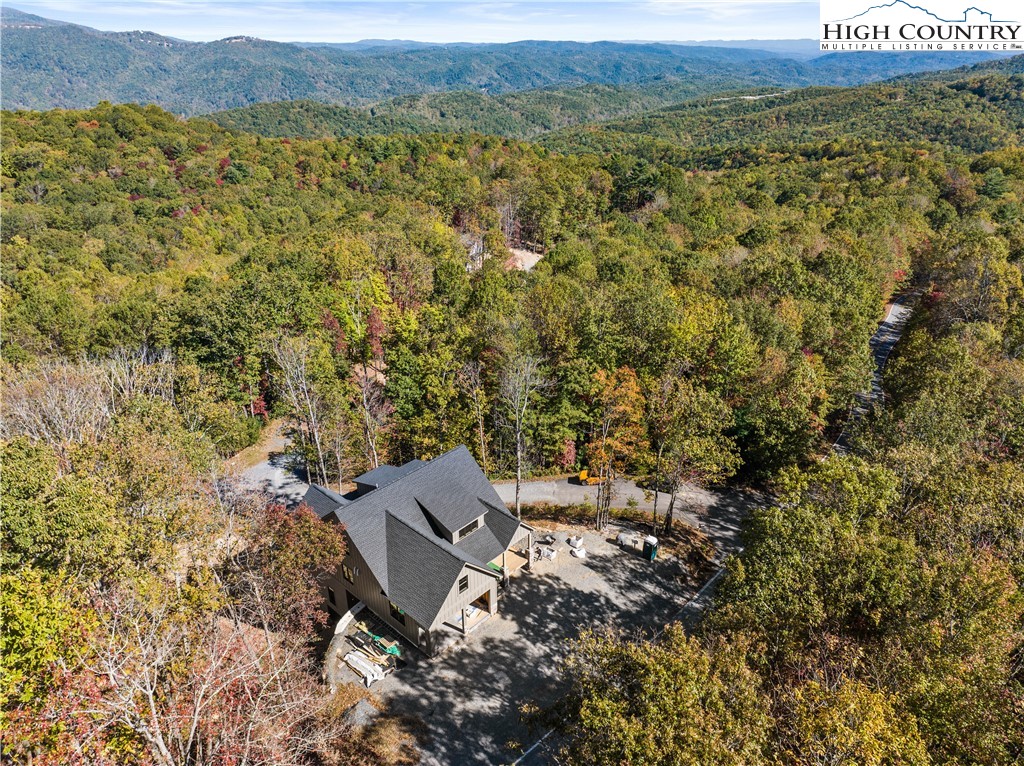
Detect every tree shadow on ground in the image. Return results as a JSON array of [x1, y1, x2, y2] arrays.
[[247, 451, 309, 507], [363, 487, 768, 765], [681, 487, 765, 559], [374, 539, 691, 766]]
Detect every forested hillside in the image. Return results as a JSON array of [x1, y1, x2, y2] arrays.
[[206, 56, 1024, 147], [2, 78, 1022, 763], [1, 6, 1005, 115], [551, 153, 1024, 765], [208, 82, 750, 141], [3, 101, 951, 476], [543, 58, 1024, 161]]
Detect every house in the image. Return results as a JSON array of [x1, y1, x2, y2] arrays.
[[303, 445, 534, 656]]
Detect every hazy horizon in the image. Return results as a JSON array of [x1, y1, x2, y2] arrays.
[[6, 1, 821, 44]]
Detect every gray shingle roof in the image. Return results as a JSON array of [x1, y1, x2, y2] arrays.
[[385, 513, 470, 627], [353, 460, 424, 491], [414, 479, 488, 536], [302, 484, 350, 519], [453, 519, 503, 564], [306, 446, 531, 627]]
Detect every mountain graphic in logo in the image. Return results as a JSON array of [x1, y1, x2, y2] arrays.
[[833, 0, 1016, 23]]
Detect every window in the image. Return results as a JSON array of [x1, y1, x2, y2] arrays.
[[459, 575, 469, 594], [389, 601, 406, 625], [342, 564, 354, 583], [327, 588, 336, 606], [457, 518, 480, 540]]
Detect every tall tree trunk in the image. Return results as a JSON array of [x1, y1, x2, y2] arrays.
[[336, 437, 344, 494], [499, 354, 549, 518], [514, 431, 523, 518], [462, 363, 489, 474], [595, 463, 612, 530], [652, 443, 663, 535], [294, 421, 311, 484], [477, 410, 489, 475]]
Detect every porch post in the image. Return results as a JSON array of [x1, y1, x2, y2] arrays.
[[461, 606, 468, 636], [527, 530, 534, 570]]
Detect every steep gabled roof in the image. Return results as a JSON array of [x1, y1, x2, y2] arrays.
[[414, 478, 488, 536], [353, 460, 424, 491], [384, 513, 476, 627], [303, 484, 350, 519], [454, 498, 525, 562], [302, 446, 532, 627]]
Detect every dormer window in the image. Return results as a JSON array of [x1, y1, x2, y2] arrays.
[[456, 518, 480, 541]]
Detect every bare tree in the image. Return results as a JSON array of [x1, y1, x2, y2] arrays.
[[2, 348, 186, 472], [68, 490, 354, 766], [103, 346, 176, 407], [458, 360, 490, 474], [84, 582, 333, 766], [490, 179, 522, 247], [325, 407, 360, 493], [498, 354, 551, 518], [2, 358, 111, 457], [271, 336, 329, 485], [352, 365, 392, 470]]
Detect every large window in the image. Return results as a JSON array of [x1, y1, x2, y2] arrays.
[[389, 601, 406, 625], [457, 518, 480, 541]]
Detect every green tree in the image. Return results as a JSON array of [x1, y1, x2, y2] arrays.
[[1, 438, 122, 579], [588, 366, 646, 529], [647, 371, 740, 533], [783, 679, 929, 766], [555, 626, 770, 766]]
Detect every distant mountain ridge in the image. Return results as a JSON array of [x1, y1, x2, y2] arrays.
[[1, 6, 1006, 116], [538, 55, 1024, 162], [207, 82, 752, 140], [295, 38, 824, 60], [1, 7, 68, 28], [205, 54, 1024, 142]]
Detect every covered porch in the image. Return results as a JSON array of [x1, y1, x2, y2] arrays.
[[441, 589, 494, 636], [490, 526, 534, 577]]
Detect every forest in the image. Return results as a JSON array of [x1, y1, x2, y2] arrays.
[[1, 5, 1006, 115], [544, 64, 1024, 159], [2, 54, 1023, 765], [207, 57, 1024, 147], [207, 82, 750, 142]]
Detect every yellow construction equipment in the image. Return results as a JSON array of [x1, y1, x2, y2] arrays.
[[578, 468, 601, 486]]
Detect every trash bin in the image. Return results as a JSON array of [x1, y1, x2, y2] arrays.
[[642, 535, 659, 561]]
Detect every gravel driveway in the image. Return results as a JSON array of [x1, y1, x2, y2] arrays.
[[495, 478, 753, 561], [233, 432, 758, 766], [363, 484, 756, 765], [372, 526, 696, 765]]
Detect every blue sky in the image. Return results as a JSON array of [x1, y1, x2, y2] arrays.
[[8, 1, 820, 42]]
